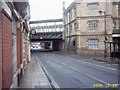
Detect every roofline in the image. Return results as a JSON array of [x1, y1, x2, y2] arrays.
[[64, 2, 76, 13]]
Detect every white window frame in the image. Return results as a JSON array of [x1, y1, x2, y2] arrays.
[[88, 39, 99, 49], [87, 3, 98, 14], [88, 20, 98, 30]]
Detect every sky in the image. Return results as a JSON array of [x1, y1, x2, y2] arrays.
[[29, 0, 74, 21]]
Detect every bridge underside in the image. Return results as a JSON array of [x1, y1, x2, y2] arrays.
[[31, 38, 62, 41], [31, 39, 63, 51]]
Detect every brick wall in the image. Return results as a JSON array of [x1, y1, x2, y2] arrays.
[[2, 13, 12, 88], [17, 29, 22, 69], [0, 12, 2, 90]]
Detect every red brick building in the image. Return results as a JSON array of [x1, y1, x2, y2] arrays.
[[0, 1, 30, 89], [0, 12, 3, 90], [0, 11, 13, 88]]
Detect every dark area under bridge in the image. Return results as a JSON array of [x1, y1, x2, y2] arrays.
[[30, 32, 63, 51], [31, 40, 63, 51]]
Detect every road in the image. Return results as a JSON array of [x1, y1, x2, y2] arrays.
[[32, 51, 119, 88]]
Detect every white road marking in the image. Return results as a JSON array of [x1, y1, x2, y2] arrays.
[[78, 60, 118, 71], [35, 55, 60, 89], [56, 60, 109, 86], [64, 55, 118, 71], [42, 64, 60, 89]]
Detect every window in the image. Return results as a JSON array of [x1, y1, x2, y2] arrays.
[[88, 39, 99, 49], [88, 3, 98, 13], [74, 23, 77, 30], [88, 20, 98, 30], [73, 7, 76, 19], [70, 24, 72, 31], [65, 27, 68, 36], [74, 22, 79, 30], [69, 10, 72, 21], [65, 14, 68, 24]]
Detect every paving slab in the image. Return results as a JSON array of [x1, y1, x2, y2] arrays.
[[18, 57, 51, 88]]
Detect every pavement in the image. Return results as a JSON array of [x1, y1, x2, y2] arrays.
[[18, 57, 51, 88], [92, 56, 120, 64]]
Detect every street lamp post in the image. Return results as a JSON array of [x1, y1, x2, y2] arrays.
[[99, 10, 107, 58]]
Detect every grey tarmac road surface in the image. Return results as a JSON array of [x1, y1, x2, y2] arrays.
[[32, 51, 119, 89]]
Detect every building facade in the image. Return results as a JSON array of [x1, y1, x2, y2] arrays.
[[0, 1, 30, 89], [63, 0, 119, 57]]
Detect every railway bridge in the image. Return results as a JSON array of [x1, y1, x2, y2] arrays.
[[30, 19, 64, 51]]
